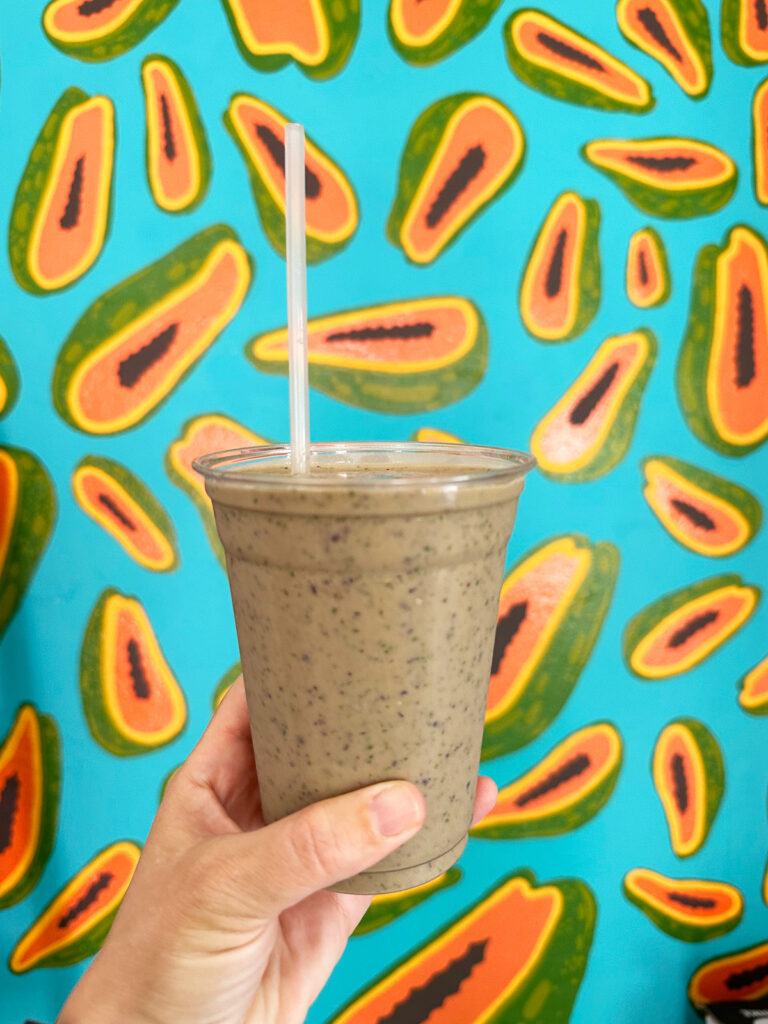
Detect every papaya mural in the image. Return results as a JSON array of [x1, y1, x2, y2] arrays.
[[0, 3, 766, 1023]]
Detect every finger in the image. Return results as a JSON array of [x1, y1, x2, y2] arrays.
[[470, 775, 498, 827], [196, 781, 425, 921]]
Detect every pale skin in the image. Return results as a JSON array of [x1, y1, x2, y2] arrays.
[[59, 678, 498, 1024]]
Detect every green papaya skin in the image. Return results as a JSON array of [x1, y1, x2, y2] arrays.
[[623, 868, 742, 942], [721, 0, 768, 65], [0, 337, 20, 420], [212, 662, 242, 709], [352, 867, 462, 936], [42, 0, 181, 62], [388, 0, 503, 65]]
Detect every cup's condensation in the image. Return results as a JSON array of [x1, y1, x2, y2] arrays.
[[203, 448, 529, 894]]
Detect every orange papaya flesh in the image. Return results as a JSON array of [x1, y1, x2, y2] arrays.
[[42, 0, 181, 62], [394, 0, 460, 43], [627, 228, 670, 307], [616, 0, 712, 97], [689, 939, 768, 1005], [753, 79, 768, 205], [722, 0, 768, 65], [624, 867, 742, 941], [739, 653, 768, 713]]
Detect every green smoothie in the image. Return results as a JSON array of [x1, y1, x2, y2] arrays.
[[197, 443, 533, 894]]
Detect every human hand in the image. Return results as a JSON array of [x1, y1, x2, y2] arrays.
[[58, 677, 498, 1024]]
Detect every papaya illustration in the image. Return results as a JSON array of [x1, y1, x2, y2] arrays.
[[504, 9, 654, 112], [9, 840, 141, 973], [623, 868, 742, 942], [9, 87, 114, 294], [738, 652, 768, 714], [409, 427, 463, 443], [72, 456, 179, 572], [224, 94, 357, 264], [159, 764, 179, 801], [677, 225, 768, 456], [326, 870, 595, 1024], [625, 575, 760, 679], [531, 329, 656, 482], [473, 722, 622, 837], [616, 0, 712, 97], [582, 138, 737, 218], [213, 661, 242, 709], [0, 337, 20, 421], [167, 413, 267, 565], [689, 939, 768, 1007], [627, 227, 670, 308], [0, 447, 56, 645], [218, 0, 359, 79], [754, 78, 768, 205], [52, 225, 252, 435], [0, 705, 60, 910], [722, 0, 768, 64], [387, 93, 525, 265], [141, 55, 211, 214], [248, 296, 488, 415], [652, 718, 724, 857], [388, 0, 502, 65], [519, 191, 601, 342], [80, 588, 187, 756], [641, 456, 761, 557], [352, 867, 461, 937], [42, 0, 180, 61], [482, 534, 619, 760]]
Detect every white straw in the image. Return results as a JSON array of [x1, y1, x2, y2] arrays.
[[285, 123, 310, 475]]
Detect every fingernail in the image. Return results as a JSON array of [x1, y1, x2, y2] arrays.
[[370, 783, 424, 838]]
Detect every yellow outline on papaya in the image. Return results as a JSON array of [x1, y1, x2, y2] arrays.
[[228, 95, 357, 244], [390, 0, 463, 47], [653, 723, 707, 856], [400, 97, 524, 265], [334, 876, 563, 1024], [486, 537, 592, 723], [167, 414, 266, 496], [643, 459, 751, 556], [66, 240, 250, 434], [631, 584, 758, 678], [0, 707, 44, 897], [624, 867, 742, 926], [43, 0, 143, 40], [142, 59, 202, 213], [706, 226, 768, 447], [754, 81, 768, 205], [27, 96, 114, 291], [101, 594, 186, 747], [616, 0, 708, 95], [583, 139, 735, 192], [252, 297, 478, 375], [227, 0, 330, 64], [739, 654, 768, 712], [72, 464, 176, 572], [0, 450, 20, 574], [532, 332, 651, 475]]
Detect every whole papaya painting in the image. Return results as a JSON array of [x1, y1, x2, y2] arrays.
[[0, 2, 766, 1022]]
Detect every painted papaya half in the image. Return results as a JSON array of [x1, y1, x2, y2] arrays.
[[677, 225, 768, 456], [166, 413, 267, 565], [81, 588, 187, 756], [142, 55, 211, 214], [73, 456, 179, 572], [213, 662, 241, 710], [641, 456, 761, 557], [738, 652, 768, 714], [482, 535, 618, 760], [504, 9, 653, 112], [224, 94, 357, 264], [473, 723, 622, 838], [531, 329, 656, 482], [9, 840, 140, 973], [0, 447, 56, 644], [352, 867, 462, 937], [722, 0, 768, 65], [0, 337, 20, 421], [689, 940, 768, 1007], [623, 868, 742, 942], [519, 191, 600, 342], [625, 575, 760, 679], [754, 79, 768, 205], [409, 427, 463, 443], [387, 93, 525, 265], [9, 88, 114, 294], [42, 0, 180, 61], [616, 0, 712, 97], [219, 0, 359, 79], [582, 138, 737, 218], [652, 718, 724, 857], [627, 227, 670, 307], [248, 296, 488, 415], [327, 870, 595, 1024], [388, 0, 502, 65], [0, 705, 60, 910], [52, 225, 252, 435]]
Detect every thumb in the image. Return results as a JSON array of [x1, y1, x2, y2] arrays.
[[203, 781, 425, 918]]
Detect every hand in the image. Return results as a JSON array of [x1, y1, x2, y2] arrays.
[[58, 677, 498, 1024]]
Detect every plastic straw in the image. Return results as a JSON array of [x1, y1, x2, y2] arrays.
[[285, 123, 310, 475]]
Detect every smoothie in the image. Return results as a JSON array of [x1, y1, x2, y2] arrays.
[[197, 443, 533, 894]]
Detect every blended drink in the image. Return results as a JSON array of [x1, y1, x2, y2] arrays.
[[197, 442, 533, 894]]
